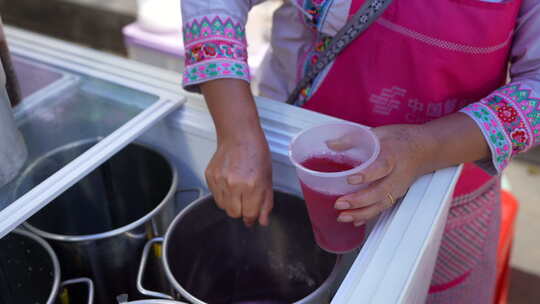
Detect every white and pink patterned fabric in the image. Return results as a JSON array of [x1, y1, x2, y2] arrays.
[[182, 14, 250, 88], [462, 83, 540, 172], [427, 181, 501, 303]]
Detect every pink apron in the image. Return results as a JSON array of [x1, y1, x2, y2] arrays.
[[299, 0, 521, 300]]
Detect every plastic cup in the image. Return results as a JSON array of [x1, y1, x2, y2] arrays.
[[288, 122, 380, 253]]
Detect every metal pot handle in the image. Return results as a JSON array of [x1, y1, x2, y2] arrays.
[[60, 277, 95, 304], [137, 237, 174, 300], [117, 294, 130, 303]]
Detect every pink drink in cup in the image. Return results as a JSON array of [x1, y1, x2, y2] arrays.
[[300, 155, 364, 253], [289, 122, 380, 253]]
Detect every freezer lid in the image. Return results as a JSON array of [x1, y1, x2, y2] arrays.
[[0, 27, 185, 238]]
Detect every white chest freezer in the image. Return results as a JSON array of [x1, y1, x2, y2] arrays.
[[0, 27, 461, 304]]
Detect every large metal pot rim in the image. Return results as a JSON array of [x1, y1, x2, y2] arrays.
[[122, 300, 187, 304], [160, 193, 343, 304], [19, 138, 178, 242], [10, 229, 61, 304]]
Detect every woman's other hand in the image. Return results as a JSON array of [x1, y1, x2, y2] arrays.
[[331, 124, 430, 226], [331, 113, 491, 226]]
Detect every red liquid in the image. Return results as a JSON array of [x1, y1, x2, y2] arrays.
[[301, 155, 357, 172], [300, 155, 365, 253]]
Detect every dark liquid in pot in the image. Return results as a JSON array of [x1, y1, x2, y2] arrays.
[[168, 191, 337, 304], [182, 220, 310, 304]]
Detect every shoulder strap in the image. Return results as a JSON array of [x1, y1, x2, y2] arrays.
[[286, 0, 393, 106]]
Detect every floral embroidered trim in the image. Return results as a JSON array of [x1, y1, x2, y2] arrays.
[[183, 16, 246, 47], [461, 82, 540, 172], [183, 60, 250, 87], [483, 95, 531, 153], [186, 41, 247, 65], [495, 83, 540, 145], [461, 103, 511, 172], [182, 16, 249, 90], [302, 0, 334, 31], [293, 0, 334, 103], [298, 35, 333, 102]]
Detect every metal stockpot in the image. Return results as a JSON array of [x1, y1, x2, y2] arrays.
[[0, 229, 94, 304], [18, 139, 198, 304], [117, 294, 188, 304], [121, 301, 187, 304], [138, 190, 342, 304]]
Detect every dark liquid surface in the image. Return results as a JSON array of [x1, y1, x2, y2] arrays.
[[167, 192, 337, 304], [180, 220, 315, 304], [0, 233, 55, 304]]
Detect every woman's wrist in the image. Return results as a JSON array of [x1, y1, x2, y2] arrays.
[[200, 78, 263, 144], [404, 124, 440, 177], [415, 113, 491, 175], [410, 124, 442, 176], [219, 124, 268, 150]]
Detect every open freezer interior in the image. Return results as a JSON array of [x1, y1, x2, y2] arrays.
[[0, 27, 184, 236]]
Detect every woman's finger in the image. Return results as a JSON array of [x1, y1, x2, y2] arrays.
[[337, 192, 398, 225], [336, 178, 392, 210], [336, 202, 385, 225], [326, 133, 357, 151], [241, 186, 263, 227], [258, 189, 274, 226], [222, 175, 244, 219], [347, 154, 393, 185], [205, 168, 224, 210]]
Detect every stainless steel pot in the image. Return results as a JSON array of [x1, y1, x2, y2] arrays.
[[117, 294, 188, 304], [0, 18, 26, 188], [0, 229, 94, 304], [121, 301, 188, 304], [138, 190, 343, 304], [18, 139, 199, 304]]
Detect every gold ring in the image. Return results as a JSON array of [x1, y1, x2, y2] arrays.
[[386, 193, 395, 206]]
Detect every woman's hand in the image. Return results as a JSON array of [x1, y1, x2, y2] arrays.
[[200, 79, 274, 226], [330, 112, 491, 226], [330, 124, 433, 226], [206, 130, 274, 226]]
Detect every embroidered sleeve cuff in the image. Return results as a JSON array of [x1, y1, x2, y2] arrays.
[[461, 103, 511, 173], [183, 59, 250, 92], [182, 15, 250, 92], [460, 82, 540, 173]]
